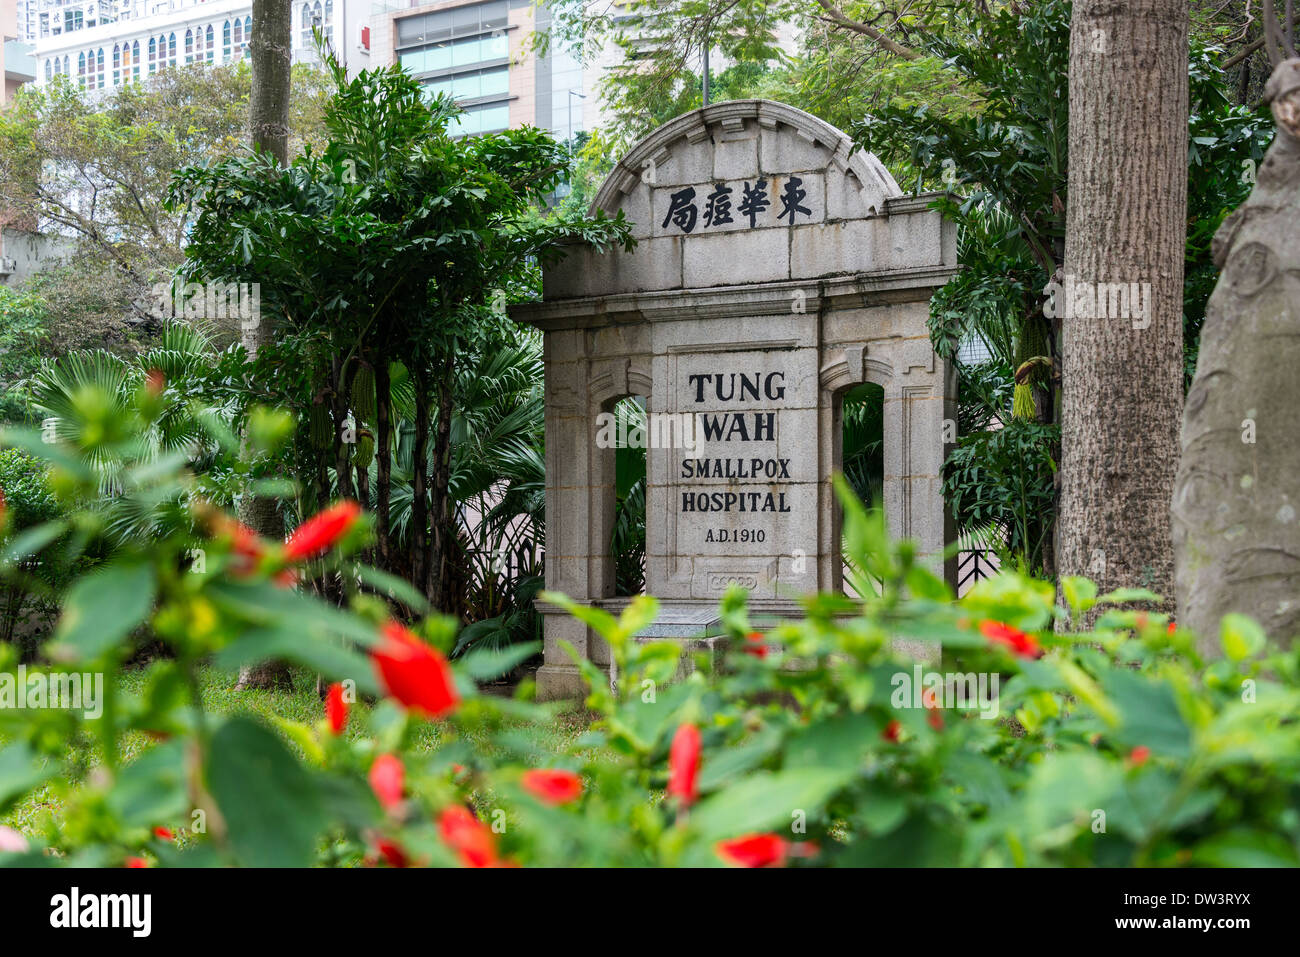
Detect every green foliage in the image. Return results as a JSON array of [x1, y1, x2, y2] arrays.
[[1, 387, 1295, 868]]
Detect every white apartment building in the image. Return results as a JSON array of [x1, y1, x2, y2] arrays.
[[31, 0, 373, 88]]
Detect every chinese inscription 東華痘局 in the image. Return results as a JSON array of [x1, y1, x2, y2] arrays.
[[661, 177, 814, 234]]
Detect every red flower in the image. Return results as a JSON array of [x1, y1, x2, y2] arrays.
[[1166, 621, 1177, 635], [742, 631, 768, 658], [284, 500, 362, 562], [371, 621, 460, 718], [715, 833, 791, 868], [921, 686, 945, 730], [438, 806, 499, 868], [978, 620, 1044, 659], [152, 826, 174, 841], [667, 723, 702, 807], [125, 857, 150, 868], [373, 837, 410, 868], [882, 719, 902, 743], [325, 682, 349, 735], [521, 769, 583, 805], [1128, 745, 1151, 768], [369, 754, 405, 811]]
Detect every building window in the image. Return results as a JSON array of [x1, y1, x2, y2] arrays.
[[223, 20, 231, 59], [148, 37, 156, 72], [78, 51, 86, 88], [422, 66, 509, 103], [97, 47, 105, 87], [185, 28, 193, 63], [396, 1, 508, 47], [398, 32, 509, 76], [132, 40, 140, 81], [168, 32, 176, 65], [449, 102, 510, 138], [205, 25, 214, 62], [112, 43, 120, 84]]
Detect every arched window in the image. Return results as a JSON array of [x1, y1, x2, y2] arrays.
[[222, 20, 231, 59], [112, 43, 120, 84], [63, 55, 70, 75], [233, 18, 242, 44], [132, 40, 140, 81], [185, 28, 193, 63], [168, 33, 176, 64], [300, 2, 314, 47], [148, 37, 156, 72], [243, 15, 252, 57], [205, 25, 214, 62], [323, 0, 333, 42], [44, 59, 52, 82]]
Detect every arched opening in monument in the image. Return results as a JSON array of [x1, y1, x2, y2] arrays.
[[611, 395, 647, 596], [837, 381, 885, 597]]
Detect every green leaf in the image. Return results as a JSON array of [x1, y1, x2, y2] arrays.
[[47, 561, 157, 662], [106, 738, 188, 827], [1220, 613, 1266, 662], [213, 626, 380, 696], [690, 768, 854, 840], [1193, 829, 1300, 867], [205, 716, 326, 868], [459, 641, 540, 681]]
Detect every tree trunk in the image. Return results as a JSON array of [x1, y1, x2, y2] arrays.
[[375, 355, 393, 571], [429, 355, 456, 612], [1173, 55, 1300, 652], [410, 367, 430, 596], [235, 0, 294, 693], [1056, 0, 1187, 617]]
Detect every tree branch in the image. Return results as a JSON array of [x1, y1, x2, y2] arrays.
[[813, 0, 923, 60]]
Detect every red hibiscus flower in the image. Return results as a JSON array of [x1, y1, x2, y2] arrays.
[[742, 631, 768, 658], [521, 769, 584, 805], [371, 621, 460, 718], [716, 833, 793, 868], [1128, 745, 1151, 768], [152, 826, 174, 841], [667, 723, 702, 807], [978, 620, 1044, 659], [284, 500, 362, 562], [882, 719, 902, 743], [125, 857, 150, 868], [325, 682, 349, 735], [1166, 621, 1177, 635], [369, 754, 405, 811], [921, 686, 945, 730], [373, 837, 410, 868], [438, 806, 499, 868]]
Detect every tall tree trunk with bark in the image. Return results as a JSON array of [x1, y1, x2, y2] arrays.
[[410, 367, 430, 596], [235, 0, 294, 691], [1057, 0, 1188, 616], [374, 354, 393, 572], [428, 354, 456, 613], [1173, 9, 1300, 652]]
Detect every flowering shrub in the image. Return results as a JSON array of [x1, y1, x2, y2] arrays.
[[0, 389, 1297, 867]]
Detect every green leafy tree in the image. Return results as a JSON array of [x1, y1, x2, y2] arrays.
[[168, 51, 632, 613]]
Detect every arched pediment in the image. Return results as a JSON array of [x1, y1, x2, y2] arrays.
[[590, 100, 901, 223], [539, 100, 946, 300]]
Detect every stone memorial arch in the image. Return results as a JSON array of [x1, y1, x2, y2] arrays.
[[511, 100, 957, 700]]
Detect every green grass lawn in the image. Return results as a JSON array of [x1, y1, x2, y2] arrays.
[[2, 663, 590, 839]]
